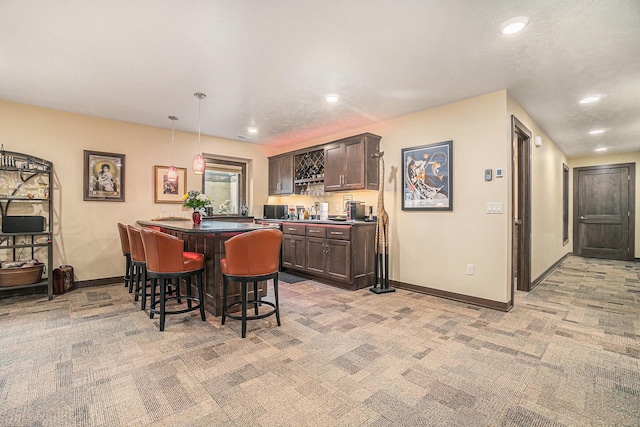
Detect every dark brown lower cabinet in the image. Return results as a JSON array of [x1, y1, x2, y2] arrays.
[[281, 221, 374, 290], [282, 234, 306, 270], [324, 238, 351, 282]]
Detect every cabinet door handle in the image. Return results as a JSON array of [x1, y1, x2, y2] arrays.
[[309, 230, 320, 233], [330, 232, 343, 235], [287, 228, 297, 231]]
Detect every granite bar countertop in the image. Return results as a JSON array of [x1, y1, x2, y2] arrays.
[[138, 219, 275, 234], [256, 218, 376, 226]]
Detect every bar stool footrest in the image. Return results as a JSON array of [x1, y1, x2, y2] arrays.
[[225, 300, 277, 321], [150, 296, 202, 316]]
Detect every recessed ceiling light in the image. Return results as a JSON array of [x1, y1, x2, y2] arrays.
[[325, 94, 340, 103], [580, 95, 601, 104], [589, 129, 606, 135], [499, 16, 529, 35], [595, 147, 607, 152], [247, 127, 258, 134]]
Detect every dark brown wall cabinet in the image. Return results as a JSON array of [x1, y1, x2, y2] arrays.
[[268, 154, 294, 195], [268, 133, 380, 195], [324, 133, 380, 192]]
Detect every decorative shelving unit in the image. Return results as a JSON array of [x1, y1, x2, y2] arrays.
[[0, 149, 53, 299]]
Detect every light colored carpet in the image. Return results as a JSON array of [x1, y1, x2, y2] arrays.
[[0, 255, 638, 426]]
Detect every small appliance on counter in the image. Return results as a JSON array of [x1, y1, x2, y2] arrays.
[[263, 204, 288, 219], [346, 201, 366, 220], [319, 202, 329, 221]]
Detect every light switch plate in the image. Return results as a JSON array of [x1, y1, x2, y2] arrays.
[[486, 202, 503, 214]]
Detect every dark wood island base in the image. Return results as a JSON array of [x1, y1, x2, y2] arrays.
[[137, 219, 276, 317]]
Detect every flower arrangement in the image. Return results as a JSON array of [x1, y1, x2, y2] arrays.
[[182, 190, 211, 210]]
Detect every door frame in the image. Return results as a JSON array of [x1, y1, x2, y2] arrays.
[[572, 163, 635, 260], [511, 116, 532, 305]]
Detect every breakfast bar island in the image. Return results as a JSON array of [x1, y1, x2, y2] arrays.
[[137, 219, 276, 317]]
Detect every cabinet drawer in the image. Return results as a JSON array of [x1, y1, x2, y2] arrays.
[[326, 226, 351, 240], [282, 223, 305, 235], [306, 225, 326, 238]]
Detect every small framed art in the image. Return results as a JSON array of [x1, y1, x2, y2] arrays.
[[83, 150, 125, 202], [154, 165, 187, 203]]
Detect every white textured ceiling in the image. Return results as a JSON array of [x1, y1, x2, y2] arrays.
[[1, 1, 639, 157]]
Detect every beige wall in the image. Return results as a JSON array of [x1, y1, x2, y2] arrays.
[[275, 91, 513, 303], [570, 152, 640, 255], [507, 96, 572, 280], [3, 90, 583, 305], [0, 100, 270, 281]]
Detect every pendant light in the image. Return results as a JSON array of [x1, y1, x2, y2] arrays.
[[167, 115, 179, 181], [192, 92, 206, 174]]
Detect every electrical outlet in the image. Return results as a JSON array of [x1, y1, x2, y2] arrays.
[[466, 264, 474, 275], [161, 204, 166, 212]]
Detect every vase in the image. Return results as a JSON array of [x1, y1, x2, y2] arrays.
[[192, 210, 202, 225]]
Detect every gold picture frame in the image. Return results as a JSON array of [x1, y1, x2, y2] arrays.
[[83, 150, 125, 202], [154, 165, 187, 203]]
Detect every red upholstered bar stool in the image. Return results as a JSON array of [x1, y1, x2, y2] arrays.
[[117, 223, 133, 292], [220, 228, 283, 338], [140, 228, 206, 331]]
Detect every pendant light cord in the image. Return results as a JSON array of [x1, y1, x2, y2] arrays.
[[194, 92, 206, 155], [169, 115, 178, 165]]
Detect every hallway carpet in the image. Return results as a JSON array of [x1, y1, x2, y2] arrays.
[[0, 256, 638, 426]]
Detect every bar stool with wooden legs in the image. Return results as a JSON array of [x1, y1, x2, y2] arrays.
[[140, 228, 206, 331], [117, 223, 132, 292], [220, 228, 283, 338]]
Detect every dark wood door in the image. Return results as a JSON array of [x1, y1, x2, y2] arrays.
[[574, 164, 635, 260], [324, 143, 343, 191], [326, 239, 350, 282], [282, 235, 306, 270], [306, 237, 326, 275], [268, 155, 293, 195], [268, 157, 279, 195], [512, 117, 531, 297], [343, 138, 364, 190]]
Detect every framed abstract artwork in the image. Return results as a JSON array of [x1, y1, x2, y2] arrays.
[[83, 150, 125, 202], [401, 140, 452, 211]]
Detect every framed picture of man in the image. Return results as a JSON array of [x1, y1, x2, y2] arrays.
[[83, 150, 125, 202], [154, 165, 187, 203]]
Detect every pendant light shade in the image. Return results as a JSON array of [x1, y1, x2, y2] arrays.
[[167, 165, 178, 181], [167, 115, 179, 181], [192, 154, 205, 174], [193, 92, 206, 175]]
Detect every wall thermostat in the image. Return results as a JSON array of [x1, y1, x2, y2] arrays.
[[496, 168, 504, 178], [484, 169, 492, 181]]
